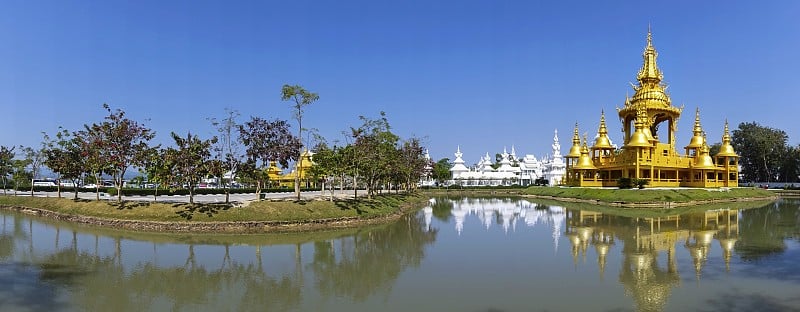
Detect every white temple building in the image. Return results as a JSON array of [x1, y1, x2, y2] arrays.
[[449, 129, 566, 186]]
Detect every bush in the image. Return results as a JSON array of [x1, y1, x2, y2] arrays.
[[617, 177, 634, 189], [634, 178, 649, 189]]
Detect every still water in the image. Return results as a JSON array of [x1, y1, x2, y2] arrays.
[[1, 197, 799, 312]]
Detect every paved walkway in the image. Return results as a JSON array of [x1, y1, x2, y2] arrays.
[[1, 189, 361, 204]]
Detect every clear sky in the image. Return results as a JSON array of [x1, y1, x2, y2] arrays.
[[1, 0, 798, 166]]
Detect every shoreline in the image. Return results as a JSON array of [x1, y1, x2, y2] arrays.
[[0, 194, 430, 234], [423, 187, 779, 208], [0, 187, 785, 234]]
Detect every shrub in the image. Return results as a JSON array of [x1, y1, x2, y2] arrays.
[[617, 177, 634, 189], [634, 178, 650, 189]]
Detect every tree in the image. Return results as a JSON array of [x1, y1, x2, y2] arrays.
[[22, 142, 47, 196], [0, 146, 15, 195], [91, 104, 155, 202], [142, 147, 172, 202], [166, 132, 217, 204], [352, 112, 399, 199], [209, 109, 243, 203], [43, 128, 86, 200], [731, 122, 788, 182], [432, 158, 452, 185], [778, 145, 800, 183], [76, 124, 109, 201], [282, 84, 319, 201], [238, 117, 301, 201], [397, 137, 427, 192], [308, 144, 340, 201], [11, 159, 31, 195]]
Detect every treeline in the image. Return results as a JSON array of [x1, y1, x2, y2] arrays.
[[0, 85, 430, 204], [720, 122, 799, 183]]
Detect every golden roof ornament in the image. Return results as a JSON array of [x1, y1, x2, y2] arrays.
[[567, 122, 582, 158], [637, 27, 664, 84], [574, 134, 597, 170], [694, 141, 716, 169], [685, 108, 705, 149], [716, 119, 738, 157], [626, 106, 652, 148], [593, 110, 614, 150]]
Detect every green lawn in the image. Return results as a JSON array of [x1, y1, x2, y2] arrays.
[[523, 186, 775, 203], [0, 193, 426, 223]]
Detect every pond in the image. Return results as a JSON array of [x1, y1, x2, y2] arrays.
[[1, 197, 799, 312]]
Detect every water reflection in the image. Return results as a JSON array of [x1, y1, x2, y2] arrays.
[[427, 196, 800, 312], [0, 212, 436, 312], [1, 198, 799, 312]]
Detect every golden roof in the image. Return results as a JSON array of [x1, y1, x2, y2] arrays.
[[567, 123, 582, 158], [626, 106, 653, 148], [574, 135, 597, 170], [685, 108, 705, 150], [716, 120, 738, 157], [592, 111, 614, 150], [618, 29, 682, 123], [694, 140, 716, 169]]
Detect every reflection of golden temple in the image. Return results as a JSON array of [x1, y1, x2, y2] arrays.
[[566, 207, 740, 312], [266, 150, 317, 188], [564, 29, 739, 188]]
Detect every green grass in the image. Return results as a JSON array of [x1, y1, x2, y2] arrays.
[[0, 193, 427, 223], [523, 186, 775, 204]]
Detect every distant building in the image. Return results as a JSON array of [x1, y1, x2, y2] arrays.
[[448, 129, 566, 186]]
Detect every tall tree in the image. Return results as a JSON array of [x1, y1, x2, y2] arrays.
[[0, 146, 15, 195], [432, 158, 452, 185], [209, 109, 243, 204], [142, 146, 172, 202], [77, 124, 109, 201], [167, 132, 217, 204], [238, 117, 301, 201], [399, 138, 427, 192], [11, 158, 31, 195], [282, 84, 319, 200], [353, 112, 399, 198], [732, 122, 788, 182], [91, 104, 156, 202], [43, 128, 86, 200], [22, 142, 47, 196], [778, 145, 800, 183]]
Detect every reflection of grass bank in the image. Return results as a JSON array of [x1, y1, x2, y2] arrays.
[[522, 187, 775, 206], [0, 194, 428, 233], [530, 197, 776, 219]]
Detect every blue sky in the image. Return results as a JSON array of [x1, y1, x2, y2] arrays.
[[1, 0, 798, 166]]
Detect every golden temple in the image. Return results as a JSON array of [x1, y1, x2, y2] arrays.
[[565, 30, 739, 188]]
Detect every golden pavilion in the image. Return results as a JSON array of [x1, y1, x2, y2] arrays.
[[565, 30, 738, 188], [266, 149, 317, 188]]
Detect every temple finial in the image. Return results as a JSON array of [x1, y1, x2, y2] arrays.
[[637, 27, 663, 83]]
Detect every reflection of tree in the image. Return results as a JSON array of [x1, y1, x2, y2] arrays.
[[309, 213, 437, 302], [431, 196, 454, 222], [735, 200, 800, 260]]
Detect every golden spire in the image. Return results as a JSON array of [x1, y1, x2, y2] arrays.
[[567, 123, 582, 158], [626, 106, 652, 148], [694, 133, 715, 169], [574, 134, 597, 170], [593, 110, 614, 150], [685, 108, 705, 150], [637, 26, 664, 84], [716, 120, 738, 157]]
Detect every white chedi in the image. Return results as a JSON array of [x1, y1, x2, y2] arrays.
[[448, 129, 566, 186]]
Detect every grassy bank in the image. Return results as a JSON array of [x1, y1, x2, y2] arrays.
[[522, 187, 775, 204], [0, 193, 427, 223]]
